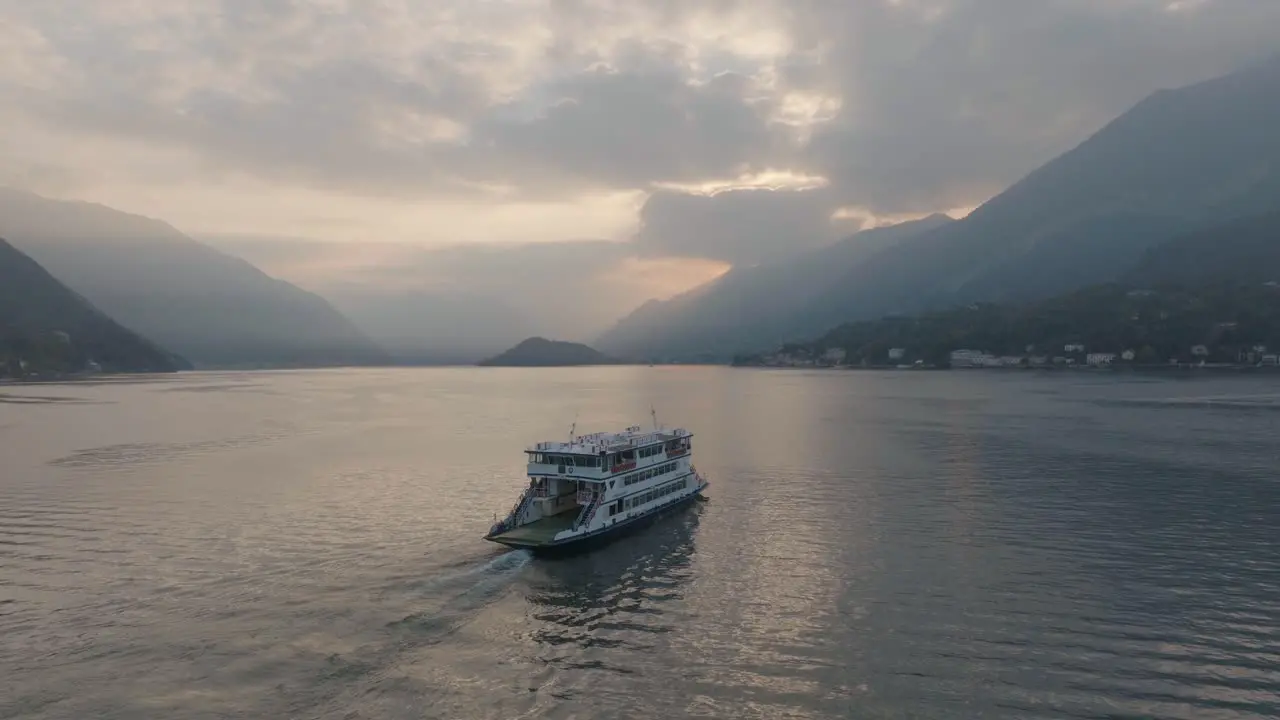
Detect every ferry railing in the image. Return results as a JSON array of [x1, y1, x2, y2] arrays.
[[574, 491, 603, 530], [491, 488, 533, 535]]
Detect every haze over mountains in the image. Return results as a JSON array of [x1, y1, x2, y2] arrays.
[[1, 237, 185, 375], [0, 189, 389, 369], [596, 214, 955, 360], [3, 54, 1279, 371], [597, 54, 1280, 360]]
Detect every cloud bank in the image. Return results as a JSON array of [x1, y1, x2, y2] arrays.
[[3, 0, 1278, 339]]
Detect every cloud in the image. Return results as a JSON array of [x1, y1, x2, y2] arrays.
[[3, 0, 1279, 271], [791, 0, 1280, 214], [467, 68, 789, 195], [0, 1, 796, 202], [634, 187, 851, 265]]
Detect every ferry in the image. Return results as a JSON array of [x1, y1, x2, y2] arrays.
[[484, 421, 708, 552]]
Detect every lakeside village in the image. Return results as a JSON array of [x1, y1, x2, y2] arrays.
[[746, 342, 1280, 371]]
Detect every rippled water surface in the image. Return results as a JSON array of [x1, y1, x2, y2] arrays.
[[3, 367, 1280, 719]]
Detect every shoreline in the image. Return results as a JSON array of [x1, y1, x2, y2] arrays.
[[735, 363, 1280, 374]]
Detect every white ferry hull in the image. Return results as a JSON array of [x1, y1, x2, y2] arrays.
[[486, 479, 708, 554]]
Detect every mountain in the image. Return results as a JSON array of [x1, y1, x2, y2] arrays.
[[595, 213, 955, 360], [1124, 211, 1280, 288], [788, 281, 1280, 369], [761, 211, 1280, 368], [793, 54, 1280, 331], [478, 337, 619, 366], [1, 237, 186, 376], [0, 189, 390, 369]]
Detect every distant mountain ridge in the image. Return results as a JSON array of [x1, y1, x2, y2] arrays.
[[1, 237, 186, 376], [602, 55, 1280, 361], [798, 54, 1280, 327], [781, 210, 1280, 368], [478, 337, 619, 366], [595, 213, 955, 360], [0, 189, 390, 369]]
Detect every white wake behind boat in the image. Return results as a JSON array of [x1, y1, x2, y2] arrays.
[[485, 421, 708, 552]]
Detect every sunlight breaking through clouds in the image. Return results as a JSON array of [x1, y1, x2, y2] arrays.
[[2, 0, 1278, 312]]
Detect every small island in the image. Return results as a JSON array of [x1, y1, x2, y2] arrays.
[[478, 337, 620, 367]]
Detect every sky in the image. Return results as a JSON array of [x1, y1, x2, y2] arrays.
[[2, 0, 1279, 338]]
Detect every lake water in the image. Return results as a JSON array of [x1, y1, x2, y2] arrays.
[[2, 367, 1280, 719]]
